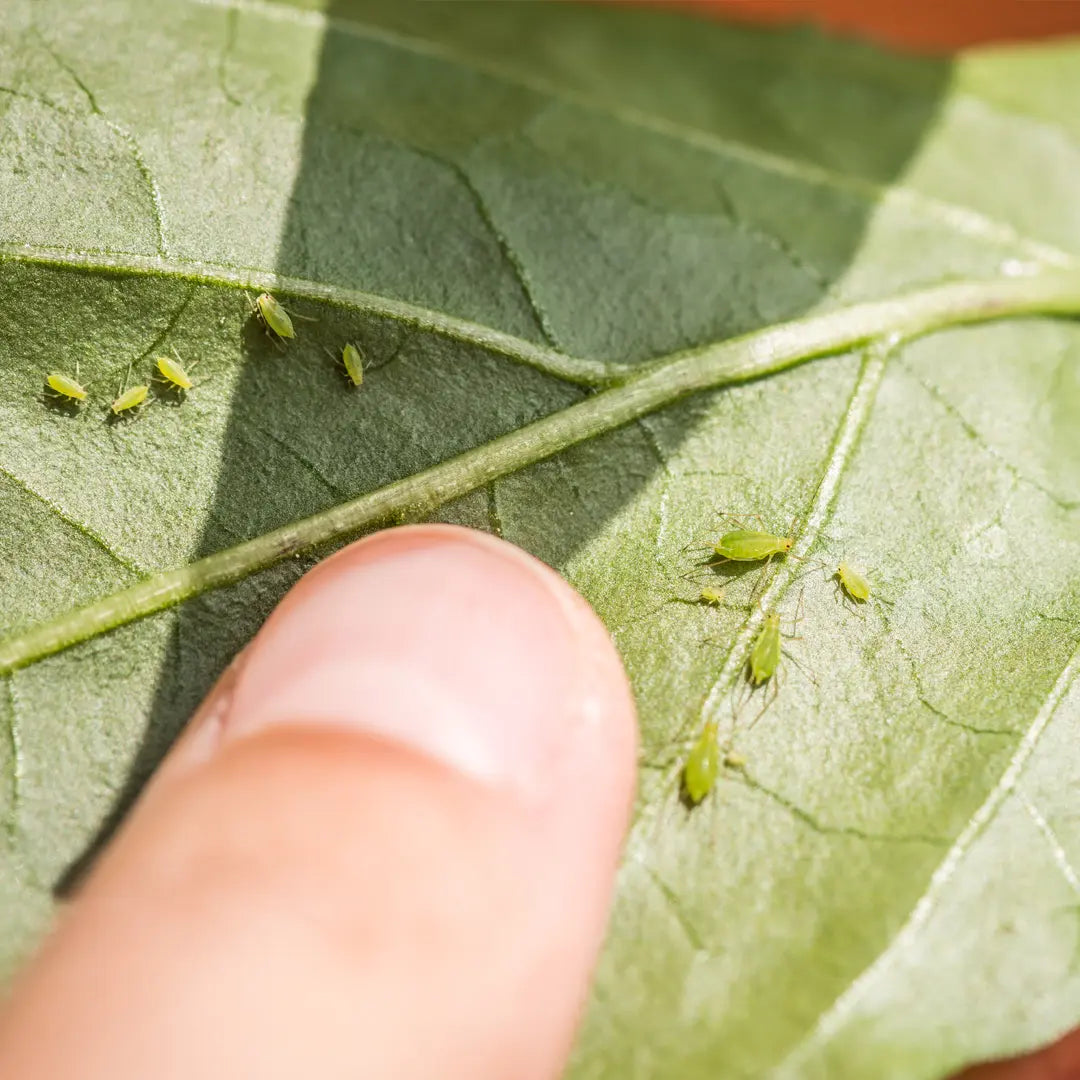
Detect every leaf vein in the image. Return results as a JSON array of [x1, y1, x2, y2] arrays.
[[771, 639, 1080, 1076], [39, 44, 168, 257], [5, 271, 1080, 674], [184, 0, 1080, 269], [1019, 791, 1080, 897], [0, 462, 144, 577], [699, 344, 889, 741], [0, 244, 618, 387]]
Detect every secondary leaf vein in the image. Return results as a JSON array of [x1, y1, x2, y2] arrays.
[[0, 462, 144, 577], [771, 639, 1080, 1076], [184, 0, 1080, 269], [0, 245, 619, 387]]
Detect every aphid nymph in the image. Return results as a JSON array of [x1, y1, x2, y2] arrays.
[[682, 720, 720, 806], [45, 371, 88, 404], [342, 342, 364, 387], [836, 560, 872, 603], [699, 587, 726, 606], [748, 611, 783, 686], [251, 291, 295, 343], [111, 383, 148, 416], [156, 348, 195, 392]]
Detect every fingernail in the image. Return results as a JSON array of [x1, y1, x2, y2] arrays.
[[213, 526, 607, 796]]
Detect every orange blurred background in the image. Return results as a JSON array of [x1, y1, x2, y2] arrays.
[[619, 1, 1080, 50]]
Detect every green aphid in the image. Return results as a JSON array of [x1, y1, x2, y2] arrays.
[[748, 611, 782, 686], [111, 383, 148, 415], [342, 342, 365, 387], [252, 291, 295, 342], [45, 372, 88, 403], [156, 351, 194, 391], [682, 721, 720, 805], [836, 560, 872, 602], [714, 529, 794, 562], [699, 586, 726, 606]]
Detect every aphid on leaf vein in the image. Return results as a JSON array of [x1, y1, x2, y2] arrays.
[[713, 528, 794, 563], [740, 592, 815, 732], [251, 291, 295, 342], [748, 611, 783, 686], [45, 371, 88, 404], [249, 291, 316, 346]]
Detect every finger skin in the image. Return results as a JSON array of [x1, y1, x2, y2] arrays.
[[0, 526, 638, 1080]]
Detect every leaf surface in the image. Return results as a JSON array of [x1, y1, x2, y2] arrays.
[[1, 3, 1079, 1077]]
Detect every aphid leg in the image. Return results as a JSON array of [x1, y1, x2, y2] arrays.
[[744, 672, 781, 734], [247, 292, 288, 351], [783, 587, 806, 639], [746, 552, 776, 604], [783, 649, 819, 687]]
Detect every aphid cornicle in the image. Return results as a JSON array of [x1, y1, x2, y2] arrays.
[[714, 529, 794, 562], [111, 383, 149, 415], [252, 291, 295, 342], [156, 351, 193, 391], [683, 721, 720, 805], [45, 373, 88, 403], [748, 612, 783, 686], [836, 561, 872, 602]]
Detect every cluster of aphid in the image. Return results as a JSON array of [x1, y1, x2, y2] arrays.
[[43, 291, 368, 416], [681, 519, 874, 805]]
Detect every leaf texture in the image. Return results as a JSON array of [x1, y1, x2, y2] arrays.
[[0, 3, 1078, 1077]]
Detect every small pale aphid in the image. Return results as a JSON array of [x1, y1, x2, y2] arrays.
[[724, 751, 747, 769], [45, 372, 88, 403], [748, 612, 782, 686], [252, 291, 295, 342], [714, 529, 794, 562], [342, 342, 364, 387], [156, 351, 193, 391], [111, 383, 149, 415], [836, 561, 872, 602], [682, 721, 720, 805], [699, 587, 726, 606]]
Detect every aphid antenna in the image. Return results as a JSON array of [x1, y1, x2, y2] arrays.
[[171, 346, 201, 373], [710, 508, 770, 531], [742, 677, 781, 734]]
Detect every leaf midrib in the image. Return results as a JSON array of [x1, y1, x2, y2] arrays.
[[4, 268, 1080, 677]]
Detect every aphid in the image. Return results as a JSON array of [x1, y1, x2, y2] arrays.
[[251, 291, 295, 342], [341, 342, 365, 387], [699, 586, 726, 606], [724, 751, 747, 769], [836, 561, 872, 602], [155, 349, 194, 392], [714, 529, 794, 563], [682, 721, 720, 805], [45, 372, 88, 403], [748, 611, 783, 686], [111, 383, 149, 415]]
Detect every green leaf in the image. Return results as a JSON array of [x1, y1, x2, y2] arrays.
[[1, 2, 1079, 1077]]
